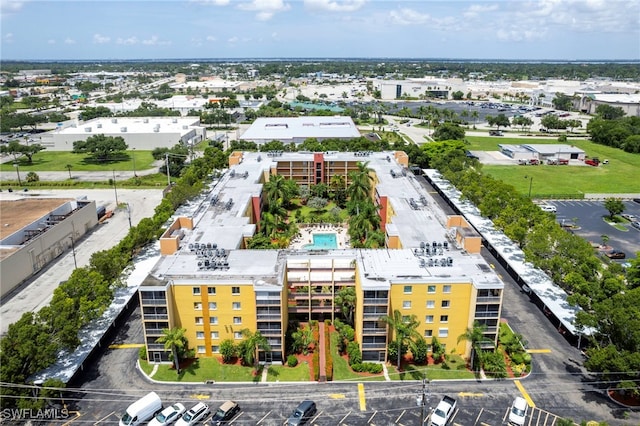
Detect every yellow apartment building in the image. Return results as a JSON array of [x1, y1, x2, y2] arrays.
[[139, 150, 503, 365]]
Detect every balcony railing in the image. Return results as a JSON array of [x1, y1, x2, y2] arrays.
[[143, 314, 168, 320], [144, 328, 164, 335], [256, 299, 281, 305], [146, 344, 165, 350], [476, 296, 501, 303], [362, 328, 387, 335], [140, 299, 167, 306], [363, 312, 385, 318], [362, 342, 387, 349], [363, 298, 388, 305], [257, 314, 282, 320], [474, 312, 499, 318]]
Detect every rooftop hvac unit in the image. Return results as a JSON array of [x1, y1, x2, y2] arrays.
[[84, 127, 92, 132], [153, 127, 159, 132], [172, 118, 178, 123], [111, 118, 118, 123], [182, 125, 188, 129], [143, 118, 149, 123], [120, 127, 127, 132], [97, 123, 102, 128]]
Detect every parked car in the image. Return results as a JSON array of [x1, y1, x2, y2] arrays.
[[210, 401, 240, 425], [149, 403, 186, 426], [119, 392, 163, 426], [540, 205, 557, 213], [621, 213, 637, 221], [508, 397, 528, 425], [286, 400, 317, 426], [605, 250, 626, 259], [175, 403, 210, 426], [632, 221, 640, 230]]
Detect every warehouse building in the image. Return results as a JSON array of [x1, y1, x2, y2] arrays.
[[239, 116, 361, 145], [139, 150, 504, 364], [38, 116, 206, 151]]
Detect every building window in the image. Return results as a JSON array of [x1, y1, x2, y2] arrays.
[[441, 300, 450, 308], [440, 315, 449, 323], [197, 345, 205, 353], [209, 316, 218, 325], [402, 301, 411, 309], [233, 316, 242, 325], [438, 328, 449, 338], [427, 285, 436, 294], [232, 286, 240, 295], [194, 302, 202, 310], [209, 302, 217, 310], [196, 331, 205, 339], [232, 302, 241, 310], [208, 286, 216, 295], [424, 329, 433, 337], [426, 300, 435, 309], [426, 315, 434, 323], [211, 345, 219, 353], [193, 287, 201, 295], [195, 317, 204, 325], [234, 332, 242, 339], [210, 331, 219, 339], [443, 285, 451, 294], [403, 285, 412, 294]]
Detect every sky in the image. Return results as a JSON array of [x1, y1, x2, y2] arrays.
[[1, 0, 639, 61]]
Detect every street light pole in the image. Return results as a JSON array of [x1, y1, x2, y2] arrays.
[[112, 170, 119, 206], [524, 175, 533, 198], [418, 377, 431, 424], [132, 148, 137, 177], [13, 162, 22, 186]]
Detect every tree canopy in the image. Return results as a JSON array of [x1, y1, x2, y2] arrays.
[[72, 134, 128, 162]]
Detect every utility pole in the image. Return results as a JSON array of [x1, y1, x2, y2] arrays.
[[418, 377, 430, 424], [112, 170, 119, 206], [165, 152, 171, 187]]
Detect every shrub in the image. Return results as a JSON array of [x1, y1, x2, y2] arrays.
[[313, 349, 320, 381], [287, 354, 298, 367], [387, 340, 408, 364], [324, 321, 333, 381], [510, 352, 524, 365], [220, 339, 236, 363], [351, 362, 383, 374], [511, 363, 527, 377], [138, 346, 147, 361], [412, 337, 428, 365], [347, 341, 362, 365]]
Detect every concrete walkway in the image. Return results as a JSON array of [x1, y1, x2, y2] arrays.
[[318, 322, 326, 382], [382, 363, 391, 381], [261, 364, 269, 383]]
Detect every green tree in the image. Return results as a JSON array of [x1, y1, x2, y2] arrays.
[[347, 161, 374, 203], [237, 329, 270, 366], [219, 339, 236, 363], [603, 197, 624, 219], [72, 134, 128, 162], [291, 325, 314, 355], [486, 114, 511, 130], [381, 309, 420, 370], [335, 287, 356, 326], [156, 327, 187, 374], [0, 140, 45, 164], [552, 93, 573, 111], [457, 321, 488, 371], [595, 104, 625, 120], [451, 90, 464, 100], [432, 123, 465, 141]]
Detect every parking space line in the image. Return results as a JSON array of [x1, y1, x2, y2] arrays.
[[526, 348, 551, 353], [394, 409, 406, 423], [474, 407, 484, 425], [514, 380, 536, 408], [229, 412, 242, 424], [338, 410, 351, 424], [310, 410, 322, 424], [368, 411, 378, 423], [358, 383, 366, 411], [61, 411, 82, 426], [256, 410, 271, 424], [108, 343, 143, 349]]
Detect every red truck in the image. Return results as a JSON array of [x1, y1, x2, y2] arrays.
[[585, 157, 600, 166]]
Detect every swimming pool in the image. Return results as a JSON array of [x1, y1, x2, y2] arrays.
[[303, 233, 338, 250]]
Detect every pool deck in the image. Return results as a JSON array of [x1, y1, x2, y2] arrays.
[[290, 224, 350, 250]]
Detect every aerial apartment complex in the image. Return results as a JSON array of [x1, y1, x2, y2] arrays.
[[140, 151, 504, 364]]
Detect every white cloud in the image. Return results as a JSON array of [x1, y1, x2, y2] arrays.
[[64, 38, 76, 45], [463, 3, 499, 19], [228, 36, 239, 43], [117, 36, 139, 45], [237, 0, 290, 21], [0, 0, 25, 15], [388, 8, 430, 26], [93, 34, 110, 44], [304, 0, 365, 12], [192, 0, 230, 5], [47, 39, 55, 44], [142, 35, 171, 46], [206, 35, 217, 42]]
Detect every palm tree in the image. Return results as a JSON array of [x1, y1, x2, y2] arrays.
[[291, 325, 315, 355], [65, 164, 72, 179], [156, 327, 187, 374], [457, 321, 488, 371], [238, 329, 270, 367], [471, 111, 479, 129], [347, 161, 374, 203], [335, 287, 356, 325], [381, 310, 421, 370], [263, 174, 286, 208]]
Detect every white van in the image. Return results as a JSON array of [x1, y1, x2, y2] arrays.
[[119, 392, 163, 426]]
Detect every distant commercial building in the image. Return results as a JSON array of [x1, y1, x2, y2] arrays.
[[239, 116, 361, 145], [577, 93, 640, 117], [139, 150, 504, 364], [499, 144, 585, 162], [38, 116, 206, 151], [0, 196, 98, 297]]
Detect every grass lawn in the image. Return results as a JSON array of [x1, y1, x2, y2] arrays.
[[330, 332, 385, 382], [289, 200, 350, 223], [141, 358, 260, 383], [0, 172, 169, 190], [465, 136, 640, 196], [0, 150, 156, 172], [266, 362, 310, 382], [388, 355, 476, 381]]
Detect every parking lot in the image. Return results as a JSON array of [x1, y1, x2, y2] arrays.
[[546, 199, 640, 260]]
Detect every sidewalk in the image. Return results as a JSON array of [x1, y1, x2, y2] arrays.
[[318, 322, 326, 382]]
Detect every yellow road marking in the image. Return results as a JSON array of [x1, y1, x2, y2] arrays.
[[458, 392, 483, 397], [357, 383, 366, 411], [514, 380, 535, 408], [329, 394, 346, 399], [61, 411, 81, 425], [526, 349, 552, 354], [191, 394, 210, 400], [108, 343, 144, 349]]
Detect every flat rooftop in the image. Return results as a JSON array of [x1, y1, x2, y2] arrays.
[[56, 116, 201, 136], [0, 198, 72, 240]]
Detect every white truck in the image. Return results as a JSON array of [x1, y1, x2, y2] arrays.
[[429, 395, 457, 426]]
